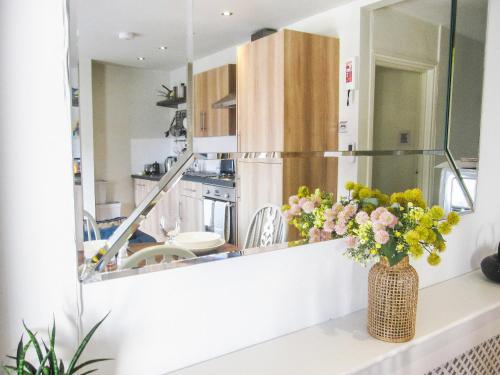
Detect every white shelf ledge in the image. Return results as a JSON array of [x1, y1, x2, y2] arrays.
[[169, 270, 500, 375]]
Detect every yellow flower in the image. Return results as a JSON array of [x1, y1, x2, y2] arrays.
[[419, 214, 433, 228], [359, 188, 372, 199], [396, 244, 404, 251], [298, 185, 310, 198], [438, 222, 452, 235], [375, 243, 381, 249], [394, 231, 401, 237], [427, 252, 441, 266], [370, 249, 378, 255], [345, 181, 356, 191], [430, 205, 445, 220], [447, 211, 460, 226], [409, 244, 424, 258], [435, 241, 446, 252], [281, 204, 291, 211], [404, 230, 420, 245], [407, 202, 414, 208], [416, 226, 430, 241]]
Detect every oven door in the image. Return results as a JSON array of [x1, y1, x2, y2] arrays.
[[202, 197, 236, 245]]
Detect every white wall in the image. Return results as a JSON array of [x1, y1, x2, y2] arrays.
[[1, 1, 500, 375], [0, 0, 79, 359], [92, 62, 174, 214]]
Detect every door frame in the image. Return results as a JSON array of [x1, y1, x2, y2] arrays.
[[365, 52, 438, 201]]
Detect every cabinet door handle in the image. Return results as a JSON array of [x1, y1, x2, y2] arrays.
[[179, 201, 183, 221], [201, 112, 207, 131], [200, 112, 204, 131]]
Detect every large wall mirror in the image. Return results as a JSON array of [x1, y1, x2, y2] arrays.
[[68, 0, 487, 282]]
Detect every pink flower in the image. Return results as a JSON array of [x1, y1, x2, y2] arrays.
[[370, 207, 387, 222], [302, 200, 315, 214], [332, 202, 344, 214], [289, 204, 302, 216], [355, 211, 369, 225], [379, 211, 396, 227], [324, 208, 336, 221], [373, 222, 385, 232], [323, 220, 335, 233], [343, 204, 358, 219], [346, 236, 358, 247], [335, 223, 347, 236], [309, 227, 321, 243], [320, 230, 331, 241], [388, 214, 398, 229], [374, 230, 390, 245], [289, 195, 300, 206], [299, 197, 309, 208]]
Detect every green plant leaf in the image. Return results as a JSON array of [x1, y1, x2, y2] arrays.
[[66, 313, 109, 375], [17, 336, 33, 375], [22, 322, 44, 365], [380, 237, 406, 266], [58, 360, 64, 374], [48, 321, 59, 375], [71, 358, 112, 374], [34, 352, 50, 375], [16, 336, 23, 370], [79, 369, 98, 375]]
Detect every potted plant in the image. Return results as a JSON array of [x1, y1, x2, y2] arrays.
[[2, 314, 110, 374], [282, 183, 459, 342]]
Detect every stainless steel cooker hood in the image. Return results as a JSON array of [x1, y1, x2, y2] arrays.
[[212, 92, 236, 109]]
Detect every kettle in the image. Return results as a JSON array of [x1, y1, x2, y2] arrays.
[[164, 156, 177, 173]]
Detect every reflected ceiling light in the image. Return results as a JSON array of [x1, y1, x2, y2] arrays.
[[137, 57, 145, 61], [118, 31, 136, 40], [221, 10, 233, 16], [159, 46, 168, 50]]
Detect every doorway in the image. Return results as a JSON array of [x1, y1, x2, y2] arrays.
[[368, 56, 437, 199]]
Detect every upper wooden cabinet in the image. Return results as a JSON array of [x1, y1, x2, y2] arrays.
[[193, 64, 236, 137], [237, 29, 339, 152]]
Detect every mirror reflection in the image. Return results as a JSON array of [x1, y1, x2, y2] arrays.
[[80, 153, 470, 275], [69, 0, 486, 280], [445, 0, 488, 210]]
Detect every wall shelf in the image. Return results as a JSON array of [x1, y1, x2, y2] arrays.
[[157, 97, 186, 108]]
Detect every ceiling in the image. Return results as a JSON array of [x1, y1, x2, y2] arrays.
[[73, 0, 350, 70], [72, 0, 488, 71], [391, 0, 488, 42]]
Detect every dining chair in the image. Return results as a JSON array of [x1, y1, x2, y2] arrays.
[[83, 210, 101, 241], [243, 205, 288, 250], [119, 245, 197, 269]]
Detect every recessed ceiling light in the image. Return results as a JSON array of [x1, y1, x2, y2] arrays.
[[118, 31, 136, 40], [159, 46, 168, 50], [221, 10, 233, 16], [137, 57, 145, 61]]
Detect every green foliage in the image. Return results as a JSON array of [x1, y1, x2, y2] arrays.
[[2, 314, 111, 375]]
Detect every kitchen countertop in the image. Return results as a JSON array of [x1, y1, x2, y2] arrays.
[[131, 173, 236, 187], [168, 270, 500, 375]]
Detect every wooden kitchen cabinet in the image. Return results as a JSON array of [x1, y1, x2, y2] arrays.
[[178, 180, 204, 232], [237, 157, 338, 245], [237, 29, 339, 152], [193, 64, 236, 137]]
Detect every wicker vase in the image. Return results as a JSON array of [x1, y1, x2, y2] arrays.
[[367, 256, 419, 343]]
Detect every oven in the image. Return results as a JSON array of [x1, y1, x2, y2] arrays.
[[202, 184, 237, 245]]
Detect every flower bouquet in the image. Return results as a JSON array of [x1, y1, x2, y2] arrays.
[[282, 182, 460, 342], [282, 182, 460, 266]]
